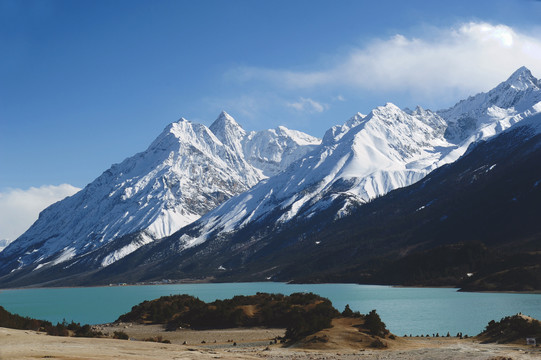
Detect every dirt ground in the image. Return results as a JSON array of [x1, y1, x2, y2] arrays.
[[2, 318, 540, 360]]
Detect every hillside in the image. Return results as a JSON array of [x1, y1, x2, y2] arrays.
[[1, 67, 540, 290], [116, 292, 339, 340], [477, 314, 541, 344], [70, 113, 541, 291]]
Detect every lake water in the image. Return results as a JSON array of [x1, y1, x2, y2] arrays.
[[1, 283, 540, 336]]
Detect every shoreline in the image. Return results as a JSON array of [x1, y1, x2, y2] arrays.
[[2, 280, 541, 295]]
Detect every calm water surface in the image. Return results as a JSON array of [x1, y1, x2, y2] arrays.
[[1, 283, 540, 336]]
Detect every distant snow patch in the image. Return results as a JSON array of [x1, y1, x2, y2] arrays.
[[101, 234, 154, 267], [52, 247, 76, 265]]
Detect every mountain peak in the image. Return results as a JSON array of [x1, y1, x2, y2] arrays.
[[505, 66, 538, 91], [376, 102, 402, 113], [508, 66, 532, 80], [367, 103, 406, 121], [210, 111, 245, 133], [211, 111, 240, 128], [209, 112, 247, 155]]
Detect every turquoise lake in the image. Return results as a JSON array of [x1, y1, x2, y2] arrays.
[[1, 283, 540, 336]]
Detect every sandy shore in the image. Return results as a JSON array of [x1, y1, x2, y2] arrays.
[[2, 323, 540, 360]]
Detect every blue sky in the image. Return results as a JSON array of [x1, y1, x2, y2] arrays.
[[1, 0, 541, 240]]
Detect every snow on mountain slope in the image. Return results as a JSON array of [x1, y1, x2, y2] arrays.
[[172, 104, 453, 251], [164, 67, 541, 253], [0, 239, 10, 253], [2, 67, 540, 281], [434, 66, 541, 167], [210, 111, 321, 177], [439, 66, 541, 142], [0, 113, 319, 274]]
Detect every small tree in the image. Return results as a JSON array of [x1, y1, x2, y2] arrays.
[[364, 310, 388, 337], [342, 304, 354, 317]]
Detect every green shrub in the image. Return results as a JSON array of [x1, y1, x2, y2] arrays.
[[480, 314, 541, 343], [74, 324, 102, 338], [285, 300, 338, 340], [0, 306, 101, 338], [342, 304, 354, 317], [364, 310, 389, 337]]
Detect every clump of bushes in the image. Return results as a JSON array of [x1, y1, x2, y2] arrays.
[[479, 314, 541, 343], [341, 304, 362, 318], [284, 300, 339, 341], [0, 306, 102, 338], [118, 292, 339, 334], [117, 292, 340, 340], [342, 307, 390, 339], [363, 309, 389, 337], [0, 305, 46, 332]]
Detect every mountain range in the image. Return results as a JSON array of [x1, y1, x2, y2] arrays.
[[0, 112, 319, 275], [1, 66, 540, 289]]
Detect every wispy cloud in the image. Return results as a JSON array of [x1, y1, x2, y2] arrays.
[[0, 184, 80, 241], [287, 97, 327, 113], [230, 22, 541, 102]]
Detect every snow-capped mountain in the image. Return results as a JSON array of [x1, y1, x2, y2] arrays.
[[439, 66, 541, 143], [210, 111, 321, 177], [0, 113, 319, 275], [109, 108, 541, 287], [151, 68, 541, 255], [1, 67, 540, 288], [117, 68, 541, 268], [172, 104, 450, 251]]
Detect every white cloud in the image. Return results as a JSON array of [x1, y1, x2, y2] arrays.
[[0, 184, 80, 242], [287, 97, 327, 113], [232, 22, 541, 102]]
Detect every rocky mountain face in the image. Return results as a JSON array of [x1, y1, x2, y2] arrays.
[[0, 112, 319, 276], [117, 67, 541, 258], [82, 107, 541, 289], [1, 67, 540, 288]]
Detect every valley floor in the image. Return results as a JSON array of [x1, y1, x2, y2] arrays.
[[1, 321, 540, 360]]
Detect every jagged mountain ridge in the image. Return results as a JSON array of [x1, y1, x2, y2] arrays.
[[34, 105, 541, 288], [439, 66, 541, 142], [145, 67, 541, 254], [210, 111, 322, 177], [1, 67, 540, 288], [171, 104, 452, 251], [0, 113, 319, 274]]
